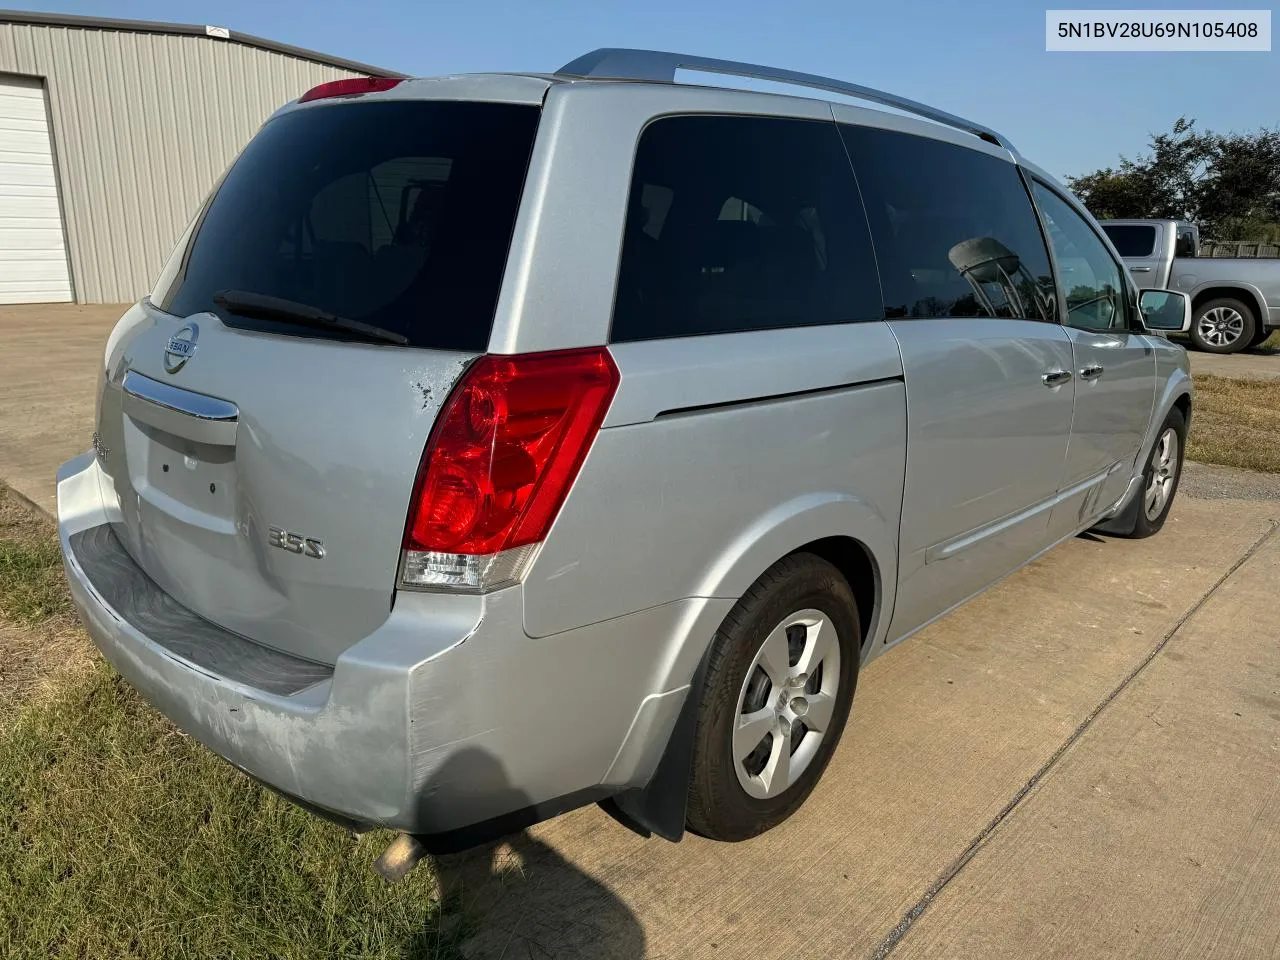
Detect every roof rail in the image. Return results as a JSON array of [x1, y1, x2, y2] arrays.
[[556, 48, 1012, 151]]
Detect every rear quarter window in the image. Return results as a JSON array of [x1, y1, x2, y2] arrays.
[[610, 114, 883, 342], [839, 125, 1057, 323], [156, 101, 539, 351], [1101, 224, 1158, 258]]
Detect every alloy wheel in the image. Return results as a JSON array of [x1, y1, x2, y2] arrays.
[[1196, 306, 1246, 348], [732, 609, 842, 800], [1144, 427, 1179, 521]]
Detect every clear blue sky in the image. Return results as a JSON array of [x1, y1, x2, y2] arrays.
[[20, 0, 1280, 179]]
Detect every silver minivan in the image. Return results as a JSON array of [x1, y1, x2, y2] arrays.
[[57, 49, 1194, 855]]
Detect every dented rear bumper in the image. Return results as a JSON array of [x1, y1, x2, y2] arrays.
[[57, 452, 722, 838]]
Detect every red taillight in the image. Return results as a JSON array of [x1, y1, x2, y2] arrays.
[[402, 348, 619, 584], [298, 77, 404, 103]]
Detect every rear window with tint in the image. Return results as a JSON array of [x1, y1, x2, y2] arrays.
[[1101, 224, 1157, 258], [611, 115, 882, 342], [156, 101, 539, 351]]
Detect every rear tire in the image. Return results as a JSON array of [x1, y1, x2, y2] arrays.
[[686, 554, 859, 842], [1190, 297, 1255, 354], [1115, 406, 1186, 539]]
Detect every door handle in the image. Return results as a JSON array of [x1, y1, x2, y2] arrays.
[[1041, 369, 1073, 387], [1130, 266, 1152, 273], [1080, 363, 1104, 381]]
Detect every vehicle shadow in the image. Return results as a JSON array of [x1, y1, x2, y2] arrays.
[[401, 748, 646, 959]]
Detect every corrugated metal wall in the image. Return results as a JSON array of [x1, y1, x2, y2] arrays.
[[0, 22, 361, 303]]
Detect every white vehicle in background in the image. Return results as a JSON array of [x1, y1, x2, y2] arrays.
[[1101, 218, 1280, 354]]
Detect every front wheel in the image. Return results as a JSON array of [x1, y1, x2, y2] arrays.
[[686, 554, 860, 842], [1189, 298, 1255, 354], [1119, 407, 1186, 539]]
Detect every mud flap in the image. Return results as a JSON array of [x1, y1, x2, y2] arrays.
[[1092, 476, 1142, 535], [597, 640, 715, 842]]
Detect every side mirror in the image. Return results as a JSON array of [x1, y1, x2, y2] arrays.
[[1139, 289, 1191, 333]]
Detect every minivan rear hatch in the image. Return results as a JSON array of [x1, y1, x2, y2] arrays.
[[95, 96, 540, 664]]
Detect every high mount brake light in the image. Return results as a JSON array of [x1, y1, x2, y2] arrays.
[[298, 77, 404, 103], [399, 347, 620, 592]]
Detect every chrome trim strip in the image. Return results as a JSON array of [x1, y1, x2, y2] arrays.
[[925, 463, 1121, 564], [886, 496, 1132, 651], [122, 371, 238, 422]]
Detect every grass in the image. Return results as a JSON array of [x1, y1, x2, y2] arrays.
[[1255, 331, 1280, 353], [0, 487, 462, 960], [1187, 374, 1280, 473], [0, 490, 87, 709], [0, 490, 72, 625]]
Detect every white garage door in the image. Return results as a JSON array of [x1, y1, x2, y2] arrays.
[[0, 75, 72, 303]]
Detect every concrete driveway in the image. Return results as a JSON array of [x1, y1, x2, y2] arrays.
[[0, 303, 116, 514], [3, 304, 1279, 959]]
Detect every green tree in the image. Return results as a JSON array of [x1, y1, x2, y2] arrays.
[[1066, 117, 1280, 239], [1198, 127, 1280, 238]]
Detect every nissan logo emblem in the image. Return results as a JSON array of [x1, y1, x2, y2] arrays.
[[164, 323, 199, 374]]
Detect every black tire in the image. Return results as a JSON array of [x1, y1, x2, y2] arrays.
[[686, 553, 860, 842], [1115, 406, 1186, 539], [1189, 297, 1256, 354], [1248, 325, 1272, 349]]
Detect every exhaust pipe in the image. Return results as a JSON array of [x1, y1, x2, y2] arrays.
[[374, 832, 427, 882]]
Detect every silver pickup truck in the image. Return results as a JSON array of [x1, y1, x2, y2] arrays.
[[1100, 218, 1280, 354]]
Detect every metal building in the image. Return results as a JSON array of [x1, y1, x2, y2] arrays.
[[0, 10, 398, 304]]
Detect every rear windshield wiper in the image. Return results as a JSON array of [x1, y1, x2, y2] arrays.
[[212, 290, 409, 345]]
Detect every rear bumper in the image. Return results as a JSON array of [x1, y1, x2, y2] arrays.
[[57, 452, 730, 837]]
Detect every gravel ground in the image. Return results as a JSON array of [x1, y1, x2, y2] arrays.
[[1181, 460, 1280, 501]]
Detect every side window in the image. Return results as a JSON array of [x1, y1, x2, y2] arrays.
[[839, 125, 1056, 322], [1175, 226, 1197, 259], [1032, 184, 1128, 332], [610, 115, 882, 342], [1101, 224, 1157, 258]]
